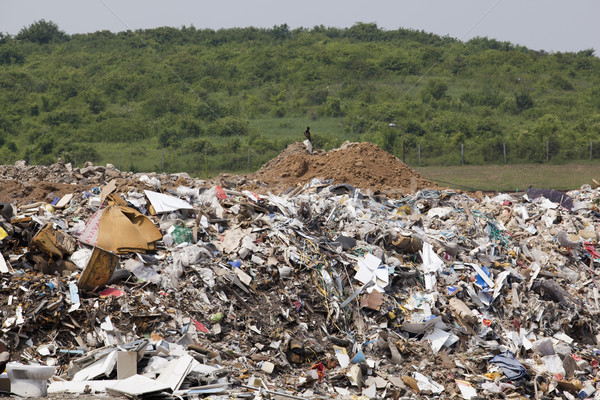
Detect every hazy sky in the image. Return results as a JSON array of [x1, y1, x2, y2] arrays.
[[2, 0, 598, 54]]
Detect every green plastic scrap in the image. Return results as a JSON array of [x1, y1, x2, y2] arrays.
[[488, 221, 511, 247], [172, 224, 193, 244]]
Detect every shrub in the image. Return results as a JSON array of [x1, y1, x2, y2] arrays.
[[208, 116, 251, 136], [16, 20, 68, 44]]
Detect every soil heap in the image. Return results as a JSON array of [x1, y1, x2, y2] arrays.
[[251, 141, 435, 196]]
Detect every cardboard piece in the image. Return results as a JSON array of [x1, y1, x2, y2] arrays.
[[77, 247, 119, 292], [80, 204, 162, 254], [55, 193, 74, 209], [235, 268, 253, 286], [100, 180, 118, 204], [361, 291, 384, 310], [347, 364, 363, 388], [32, 223, 77, 258]]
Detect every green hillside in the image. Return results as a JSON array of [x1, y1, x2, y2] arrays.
[[1, 20, 599, 174]]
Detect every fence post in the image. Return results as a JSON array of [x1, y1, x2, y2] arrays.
[[119, 152, 121, 171], [418, 144, 421, 165], [161, 151, 164, 173], [546, 141, 549, 162], [74, 154, 76, 168], [402, 130, 406, 163], [591, 140, 593, 161], [503, 142, 506, 165], [461, 143, 464, 165], [248, 147, 250, 168]]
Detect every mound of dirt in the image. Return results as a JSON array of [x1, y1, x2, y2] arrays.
[[0, 180, 87, 205], [251, 141, 436, 196]]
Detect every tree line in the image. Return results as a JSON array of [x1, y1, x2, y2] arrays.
[[0, 19, 599, 172]]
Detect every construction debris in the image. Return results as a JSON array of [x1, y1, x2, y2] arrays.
[[0, 143, 598, 399]]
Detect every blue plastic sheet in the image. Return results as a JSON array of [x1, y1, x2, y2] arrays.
[[490, 351, 526, 380]]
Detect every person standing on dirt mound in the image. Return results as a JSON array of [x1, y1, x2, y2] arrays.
[[303, 126, 313, 154], [304, 126, 311, 142]]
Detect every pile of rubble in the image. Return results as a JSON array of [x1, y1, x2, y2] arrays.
[[0, 143, 599, 399], [251, 141, 437, 196]]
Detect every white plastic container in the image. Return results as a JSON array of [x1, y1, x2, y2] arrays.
[[6, 362, 56, 397]]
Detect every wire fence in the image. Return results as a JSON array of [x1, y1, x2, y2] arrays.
[[395, 140, 600, 166], [23, 139, 600, 179], [32, 147, 278, 178]]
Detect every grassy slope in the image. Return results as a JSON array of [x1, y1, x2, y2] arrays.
[[415, 163, 600, 192]]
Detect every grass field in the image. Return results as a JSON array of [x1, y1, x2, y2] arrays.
[[415, 163, 600, 192], [250, 117, 346, 141]]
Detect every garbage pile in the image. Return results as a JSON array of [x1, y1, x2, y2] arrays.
[[0, 143, 599, 399]]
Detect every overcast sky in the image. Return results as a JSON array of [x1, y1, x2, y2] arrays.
[[1, 0, 598, 54]]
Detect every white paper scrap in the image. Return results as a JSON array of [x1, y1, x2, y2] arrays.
[[456, 380, 477, 399], [101, 316, 114, 331], [358, 253, 381, 271], [355, 264, 376, 285], [423, 328, 451, 354], [333, 346, 350, 368], [492, 270, 511, 301], [553, 332, 574, 344], [420, 243, 445, 291], [420, 243, 444, 273], [200, 215, 209, 228], [413, 372, 444, 394], [0, 253, 9, 273], [144, 190, 194, 213]]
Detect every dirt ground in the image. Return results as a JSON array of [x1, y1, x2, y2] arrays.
[[0, 142, 435, 207], [0, 180, 91, 205]]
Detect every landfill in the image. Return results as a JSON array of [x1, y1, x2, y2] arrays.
[[0, 142, 599, 399]]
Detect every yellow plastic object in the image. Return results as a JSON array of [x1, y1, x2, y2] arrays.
[[396, 204, 412, 216]]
